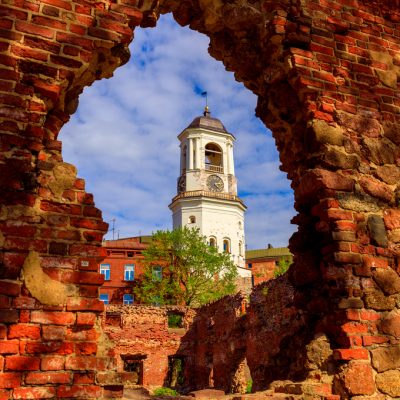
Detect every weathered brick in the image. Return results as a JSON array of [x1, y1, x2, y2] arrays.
[[5, 356, 40, 371], [8, 324, 40, 339], [25, 371, 71, 384], [30, 311, 75, 325]]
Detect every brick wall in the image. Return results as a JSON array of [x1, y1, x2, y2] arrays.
[[0, 0, 400, 398], [103, 305, 195, 389]]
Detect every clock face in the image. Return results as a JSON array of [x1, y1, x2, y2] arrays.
[[207, 175, 224, 192], [177, 176, 186, 193]]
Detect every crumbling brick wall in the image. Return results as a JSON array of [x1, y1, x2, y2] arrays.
[[103, 305, 195, 389], [1, 0, 400, 398]]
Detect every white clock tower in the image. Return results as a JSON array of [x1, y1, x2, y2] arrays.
[[169, 108, 248, 274]]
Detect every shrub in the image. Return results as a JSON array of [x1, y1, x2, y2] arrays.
[[246, 379, 253, 394]]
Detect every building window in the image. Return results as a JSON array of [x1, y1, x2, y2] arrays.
[[209, 237, 216, 247], [100, 264, 110, 280], [223, 239, 230, 253], [123, 294, 134, 305], [99, 293, 109, 304], [152, 266, 162, 282], [189, 215, 196, 224], [124, 264, 135, 281], [127, 251, 134, 257], [239, 241, 243, 256], [248, 263, 252, 269]]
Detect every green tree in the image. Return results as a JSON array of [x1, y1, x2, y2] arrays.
[[134, 227, 238, 307], [273, 255, 293, 278]]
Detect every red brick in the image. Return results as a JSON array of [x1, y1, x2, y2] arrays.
[[333, 348, 369, 360], [31, 15, 66, 30], [65, 356, 107, 371], [0, 282, 20, 296], [341, 322, 368, 334], [61, 270, 104, 285], [73, 372, 95, 384], [70, 217, 108, 231], [40, 0, 72, 10], [12, 296, 36, 309], [42, 325, 66, 341], [25, 371, 71, 384], [15, 21, 54, 39], [25, 341, 74, 355], [384, 209, 400, 230], [363, 257, 389, 269], [0, 341, 19, 355], [5, 356, 40, 370], [67, 327, 97, 341], [360, 310, 380, 321], [363, 335, 389, 346], [8, 324, 40, 339], [57, 384, 102, 398], [13, 387, 56, 399], [0, 372, 21, 388], [56, 32, 93, 50], [75, 342, 97, 355], [76, 313, 96, 326], [30, 311, 75, 325], [66, 298, 104, 312], [41, 356, 64, 371]]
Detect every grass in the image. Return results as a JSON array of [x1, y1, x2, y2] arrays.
[[153, 387, 178, 397]]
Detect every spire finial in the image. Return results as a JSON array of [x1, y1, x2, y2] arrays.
[[201, 91, 210, 116]]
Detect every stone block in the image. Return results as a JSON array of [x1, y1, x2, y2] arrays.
[[367, 215, 388, 248], [380, 309, 400, 338], [371, 345, 400, 372], [342, 362, 375, 395], [373, 268, 400, 295], [363, 289, 395, 310], [376, 370, 400, 397]]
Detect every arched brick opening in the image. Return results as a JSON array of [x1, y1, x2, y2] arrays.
[[1, 0, 400, 398]]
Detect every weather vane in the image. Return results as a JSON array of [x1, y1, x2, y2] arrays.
[[201, 91, 210, 116]]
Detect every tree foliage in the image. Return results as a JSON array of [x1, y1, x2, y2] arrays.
[[134, 227, 238, 307], [273, 255, 293, 278]]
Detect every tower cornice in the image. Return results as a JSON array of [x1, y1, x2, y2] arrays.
[[169, 190, 247, 211]]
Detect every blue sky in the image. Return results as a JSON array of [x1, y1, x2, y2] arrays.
[[60, 14, 296, 249]]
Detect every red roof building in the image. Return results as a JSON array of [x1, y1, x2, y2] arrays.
[[245, 246, 292, 286]]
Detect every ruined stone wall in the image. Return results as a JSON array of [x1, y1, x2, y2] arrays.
[[103, 305, 195, 389], [0, 0, 400, 398]]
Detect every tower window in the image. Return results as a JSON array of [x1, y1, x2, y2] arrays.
[[223, 239, 231, 253], [209, 237, 217, 247], [189, 216, 196, 224], [239, 241, 243, 256], [100, 264, 110, 280], [205, 143, 223, 173]]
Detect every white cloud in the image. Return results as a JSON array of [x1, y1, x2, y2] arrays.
[[60, 14, 296, 249]]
